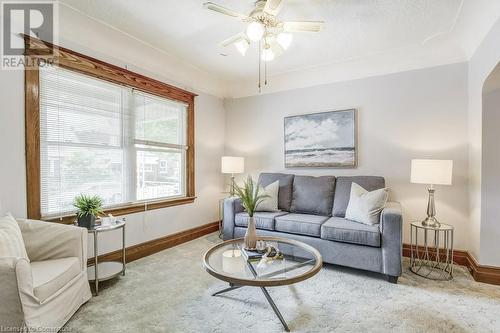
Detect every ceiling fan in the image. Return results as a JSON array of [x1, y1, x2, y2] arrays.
[[204, 0, 324, 92], [204, 0, 324, 61]]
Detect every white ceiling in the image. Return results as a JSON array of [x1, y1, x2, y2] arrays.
[[60, 0, 500, 98]]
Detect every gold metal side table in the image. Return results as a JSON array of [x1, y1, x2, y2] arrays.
[[410, 221, 454, 280]]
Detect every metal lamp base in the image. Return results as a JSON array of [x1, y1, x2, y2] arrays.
[[421, 186, 441, 228], [421, 216, 441, 228]]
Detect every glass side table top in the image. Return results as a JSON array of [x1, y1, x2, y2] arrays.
[[74, 219, 126, 232], [410, 221, 453, 231], [88, 219, 126, 232], [203, 236, 323, 287]]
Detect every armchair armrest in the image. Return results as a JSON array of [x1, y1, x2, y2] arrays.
[[379, 202, 403, 277], [0, 257, 33, 327], [17, 219, 88, 270], [222, 197, 244, 240]]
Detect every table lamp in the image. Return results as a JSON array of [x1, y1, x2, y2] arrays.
[[411, 159, 453, 228], [221, 156, 244, 196]]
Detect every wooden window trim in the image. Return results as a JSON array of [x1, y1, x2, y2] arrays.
[[24, 35, 196, 223]]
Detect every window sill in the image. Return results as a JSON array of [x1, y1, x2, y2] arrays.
[[44, 196, 197, 224]]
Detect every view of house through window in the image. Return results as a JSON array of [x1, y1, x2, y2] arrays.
[[39, 66, 188, 217]]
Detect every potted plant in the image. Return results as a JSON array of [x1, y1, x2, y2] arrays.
[[73, 194, 104, 229], [233, 176, 269, 249]]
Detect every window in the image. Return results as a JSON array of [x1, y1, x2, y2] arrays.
[[24, 36, 195, 221], [38, 66, 189, 217], [134, 91, 187, 202], [159, 161, 168, 174]]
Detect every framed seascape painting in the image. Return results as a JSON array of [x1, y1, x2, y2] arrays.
[[284, 109, 357, 168]]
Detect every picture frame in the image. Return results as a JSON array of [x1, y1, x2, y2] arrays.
[[284, 109, 357, 168]]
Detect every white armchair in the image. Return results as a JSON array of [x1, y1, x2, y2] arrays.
[[0, 217, 92, 331]]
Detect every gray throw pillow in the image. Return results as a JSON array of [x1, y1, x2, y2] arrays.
[[291, 175, 336, 216]]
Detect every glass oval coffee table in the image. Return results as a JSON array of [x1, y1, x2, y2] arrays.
[[203, 237, 323, 332]]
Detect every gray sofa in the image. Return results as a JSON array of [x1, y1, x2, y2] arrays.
[[223, 173, 403, 283]]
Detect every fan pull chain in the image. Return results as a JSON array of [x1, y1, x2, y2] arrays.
[[264, 29, 268, 86], [258, 39, 262, 93], [265, 56, 268, 86]]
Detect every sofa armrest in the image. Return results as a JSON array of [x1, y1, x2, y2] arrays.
[[17, 219, 88, 270], [223, 197, 244, 240], [379, 202, 403, 277]]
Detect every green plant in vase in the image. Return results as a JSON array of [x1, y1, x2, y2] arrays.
[[73, 194, 104, 229], [233, 176, 269, 249]]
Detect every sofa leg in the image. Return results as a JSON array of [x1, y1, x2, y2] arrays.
[[386, 275, 398, 284]]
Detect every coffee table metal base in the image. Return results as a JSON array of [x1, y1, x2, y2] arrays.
[[212, 283, 290, 332]]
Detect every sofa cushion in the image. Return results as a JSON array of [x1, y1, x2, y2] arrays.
[[235, 211, 288, 231], [290, 175, 336, 216], [258, 173, 295, 211], [333, 176, 385, 217], [31, 257, 81, 302], [321, 217, 381, 247], [275, 213, 329, 237], [0, 214, 29, 260]]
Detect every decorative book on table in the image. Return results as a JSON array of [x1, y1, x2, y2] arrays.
[[241, 248, 263, 261]]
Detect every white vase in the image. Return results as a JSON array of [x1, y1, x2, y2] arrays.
[[244, 216, 257, 249]]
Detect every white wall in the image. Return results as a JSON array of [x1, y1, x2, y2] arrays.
[[0, 5, 226, 256], [481, 87, 500, 266], [468, 17, 500, 264], [224, 63, 470, 249]]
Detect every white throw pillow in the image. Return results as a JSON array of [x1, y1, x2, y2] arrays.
[[345, 183, 389, 225], [0, 213, 29, 260], [255, 181, 279, 212]]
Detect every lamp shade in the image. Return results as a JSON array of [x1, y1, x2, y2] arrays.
[[411, 159, 453, 185], [221, 156, 244, 174]]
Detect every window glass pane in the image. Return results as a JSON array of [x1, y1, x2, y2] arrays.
[[136, 149, 184, 201], [39, 66, 127, 217], [134, 93, 187, 145], [40, 145, 124, 216], [40, 67, 122, 147]]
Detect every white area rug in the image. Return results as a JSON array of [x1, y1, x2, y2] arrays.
[[65, 233, 500, 332]]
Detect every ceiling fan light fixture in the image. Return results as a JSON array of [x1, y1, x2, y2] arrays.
[[270, 42, 284, 57], [262, 48, 275, 62], [234, 39, 250, 55], [246, 21, 265, 41], [203, 1, 324, 91], [277, 32, 293, 50]]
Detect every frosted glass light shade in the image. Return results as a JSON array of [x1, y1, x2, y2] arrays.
[[221, 156, 244, 174], [246, 22, 264, 41], [234, 39, 249, 55], [277, 32, 293, 50], [270, 42, 284, 57], [262, 48, 275, 62], [411, 159, 453, 185]]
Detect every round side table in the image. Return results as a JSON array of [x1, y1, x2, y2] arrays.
[[86, 219, 126, 295], [409, 221, 454, 280]]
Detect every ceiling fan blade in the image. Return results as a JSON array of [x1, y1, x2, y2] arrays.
[[203, 2, 248, 19], [220, 33, 245, 47], [263, 0, 285, 16], [282, 21, 325, 33]]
